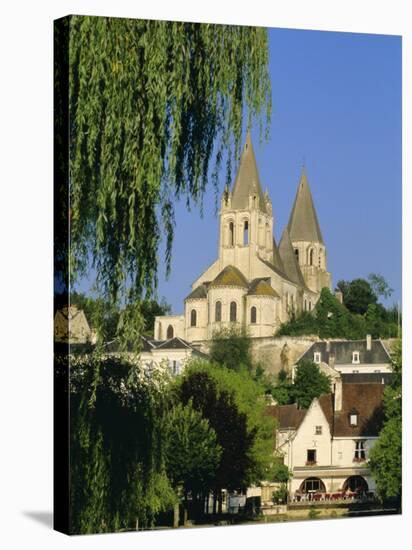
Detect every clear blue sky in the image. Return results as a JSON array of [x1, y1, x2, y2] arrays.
[[78, 27, 402, 313], [155, 27, 402, 314]]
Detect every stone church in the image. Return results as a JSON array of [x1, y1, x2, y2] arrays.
[[154, 131, 331, 345]]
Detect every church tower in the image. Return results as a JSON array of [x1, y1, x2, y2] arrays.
[[218, 130, 274, 279], [287, 168, 331, 293]]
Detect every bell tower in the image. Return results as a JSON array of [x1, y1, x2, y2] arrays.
[[218, 131, 274, 279], [287, 168, 331, 292]]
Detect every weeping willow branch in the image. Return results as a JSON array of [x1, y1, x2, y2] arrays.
[[65, 16, 271, 338]]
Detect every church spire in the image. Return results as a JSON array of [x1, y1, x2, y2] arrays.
[[287, 167, 324, 244], [279, 228, 306, 288], [231, 130, 267, 213]]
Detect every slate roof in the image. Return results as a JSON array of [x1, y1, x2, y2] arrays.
[[155, 337, 194, 350], [299, 339, 391, 365], [210, 265, 249, 288], [278, 228, 307, 288], [104, 335, 207, 356], [258, 256, 294, 284], [231, 131, 267, 213], [185, 283, 208, 301], [247, 278, 280, 298], [287, 168, 324, 244], [270, 383, 385, 438], [319, 384, 385, 437], [266, 403, 307, 430], [272, 237, 286, 274], [341, 373, 393, 385]]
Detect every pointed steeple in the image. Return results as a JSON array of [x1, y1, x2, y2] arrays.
[[287, 168, 324, 244], [272, 237, 286, 274], [279, 228, 306, 288], [231, 130, 267, 212]]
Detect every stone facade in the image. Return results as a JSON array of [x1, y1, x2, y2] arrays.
[[155, 132, 331, 344]]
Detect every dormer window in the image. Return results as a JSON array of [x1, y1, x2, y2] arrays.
[[352, 351, 360, 364], [314, 352, 321, 364], [349, 410, 358, 426]]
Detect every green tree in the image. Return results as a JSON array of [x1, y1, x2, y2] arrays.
[[58, 16, 271, 340], [68, 354, 175, 534], [271, 369, 294, 405], [174, 361, 276, 512], [209, 325, 254, 372], [292, 360, 331, 409], [165, 401, 221, 497], [336, 278, 377, 314], [368, 273, 394, 300], [369, 341, 402, 506]]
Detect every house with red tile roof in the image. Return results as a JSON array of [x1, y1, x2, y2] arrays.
[[267, 381, 385, 501]]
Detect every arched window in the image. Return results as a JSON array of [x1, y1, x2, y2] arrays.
[[304, 299, 307, 311], [299, 477, 326, 494], [229, 222, 234, 247], [215, 301, 222, 322], [167, 325, 174, 339], [243, 220, 249, 245], [343, 476, 369, 493], [230, 301, 237, 322], [250, 306, 257, 324], [309, 248, 314, 266], [318, 249, 322, 268], [190, 309, 197, 327], [294, 248, 299, 262], [309, 301, 312, 311]]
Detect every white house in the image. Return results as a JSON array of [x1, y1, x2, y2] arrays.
[[293, 335, 392, 384], [268, 380, 385, 500], [104, 335, 207, 376]]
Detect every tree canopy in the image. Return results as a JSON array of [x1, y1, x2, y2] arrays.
[[62, 16, 271, 340], [277, 286, 399, 340], [209, 325, 254, 373], [369, 340, 402, 505], [292, 360, 331, 409]]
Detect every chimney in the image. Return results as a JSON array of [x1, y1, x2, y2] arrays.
[[333, 376, 342, 412], [366, 334, 372, 351], [329, 352, 335, 370]]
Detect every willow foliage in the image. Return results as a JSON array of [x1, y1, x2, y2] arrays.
[[66, 16, 271, 326], [69, 354, 175, 534]]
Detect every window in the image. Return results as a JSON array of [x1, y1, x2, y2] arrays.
[[250, 306, 257, 324], [314, 352, 321, 364], [308, 301, 312, 311], [230, 301, 237, 322], [166, 325, 174, 339], [352, 351, 360, 364], [318, 249, 322, 268], [294, 248, 299, 262], [215, 301, 222, 322], [190, 309, 197, 327], [309, 248, 314, 266], [354, 441, 366, 461], [315, 426, 322, 435], [349, 413, 358, 426], [306, 449, 316, 465], [243, 220, 249, 245], [170, 360, 181, 376], [300, 477, 325, 494], [304, 299, 307, 311], [229, 222, 234, 246]]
